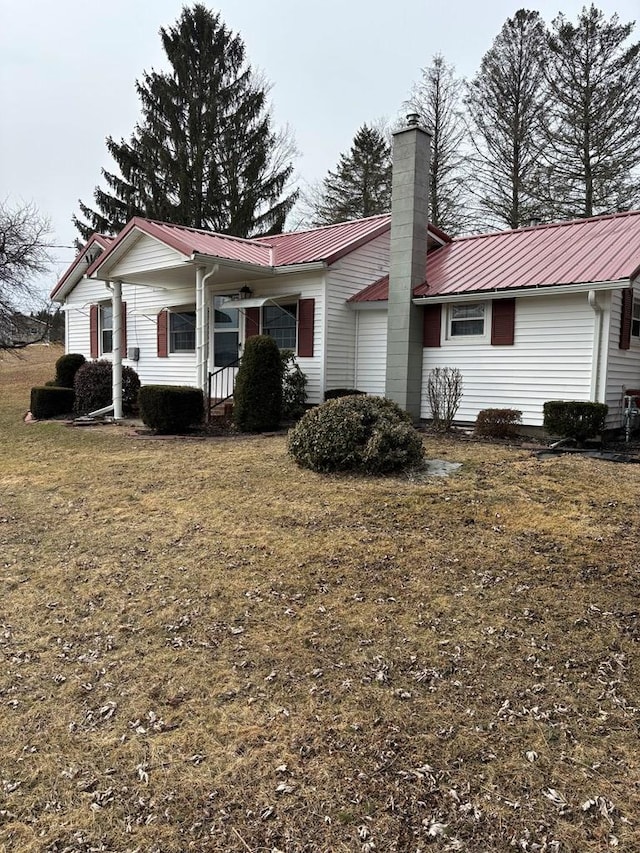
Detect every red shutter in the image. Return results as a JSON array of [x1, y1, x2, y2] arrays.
[[422, 304, 442, 347], [244, 307, 260, 340], [157, 309, 168, 358], [297, 298, 315, 357], [491, 298, 515, 345], [89, 304, 99, 358], [619, 288, 632, 350], [121, 301, 127, 355]]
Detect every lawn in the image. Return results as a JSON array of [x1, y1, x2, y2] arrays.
[[1, 346, 639, 852]]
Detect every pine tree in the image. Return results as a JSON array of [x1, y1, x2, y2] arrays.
[[74, 4, 297, 241], [465, 10, 547, 230], [538, 5, 640, 219], [406, 54, 468, 235], [311, 125, 392, 226]]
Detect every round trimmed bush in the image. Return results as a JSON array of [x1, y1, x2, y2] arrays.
[[233, 335, 283, 432], [30, 386, 75, 419], [54, 353, 85, 388], [288, 394, 425, 474], [74, 360, 140, 415], [138, 385, 204, 433]]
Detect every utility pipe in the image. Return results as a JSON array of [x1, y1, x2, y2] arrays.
[[110, 280, 123, 420]]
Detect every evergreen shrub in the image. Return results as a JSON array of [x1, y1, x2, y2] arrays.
[[74, 360, 140, 415], [233, 335, 283, 432], [475, 408, 522, 438], [543, 400, 608, 442], [138, 385, 204, 433], [55, 353, 86, 388], [324, 388, 365, 401], [30, 386, 75, 419], [281, 350, 308, 420], [288, 394, 424, 474]]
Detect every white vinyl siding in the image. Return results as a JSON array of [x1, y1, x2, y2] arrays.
[[421, 293, 597, 426], [355, 310, 387, 394], [105, 234, 185, 278], [325, 232, 390, 391]]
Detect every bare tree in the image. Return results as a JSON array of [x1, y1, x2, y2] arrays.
[[538, 5, 640, 219], [465, 11, 548, 230], [0, 200, 53, 349], [406, 54, 469, 235]]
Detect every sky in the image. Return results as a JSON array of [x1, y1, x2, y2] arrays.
[[1, 0, 639, 297]]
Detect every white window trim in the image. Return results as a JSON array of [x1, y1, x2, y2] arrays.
[[99, 302, 113, 355], [632, 297, 640, 338], [169, 309, 196, 353], [445, 301, 489, 344]]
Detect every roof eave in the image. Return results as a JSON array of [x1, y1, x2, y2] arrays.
[[412, 278, 631, 305]]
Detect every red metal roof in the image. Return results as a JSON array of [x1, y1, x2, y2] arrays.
[[351, 210, 640, 303], [417, 210, 640, 297], [86, 215, 395, 279]]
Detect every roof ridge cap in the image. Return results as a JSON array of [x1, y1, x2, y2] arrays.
[[144, 218, 273, 248], [453, 209, 640, 243], [262, 213, 391, 241]]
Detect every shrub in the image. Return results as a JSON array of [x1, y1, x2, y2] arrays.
[[543, 400, 608, 443], [281, 350, 308, 420], [138, 385, 204, 433], [74, 360, 140, 415], [54, 353, 85, 388], [234, 335, 283, 432], [324, 388, 365, 401], [30, 386, 75, 419], [475, 408, 522, 439], [427, 367, 463, 431], [288, 394, 424, 474]]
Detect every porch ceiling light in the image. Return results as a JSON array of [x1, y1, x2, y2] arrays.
[[239, 284, 253, 299]]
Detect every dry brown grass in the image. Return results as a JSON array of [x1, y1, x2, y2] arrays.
[[1, 346, 639, 852]]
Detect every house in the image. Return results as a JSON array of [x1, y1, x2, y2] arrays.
[[52, 116, 640, 429], [0, 312, 49, 348]]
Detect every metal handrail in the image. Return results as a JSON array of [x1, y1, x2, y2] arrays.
[[207, 358, 241, 420]]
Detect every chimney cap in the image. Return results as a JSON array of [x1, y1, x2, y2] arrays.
[[406, 112, 420, 127]]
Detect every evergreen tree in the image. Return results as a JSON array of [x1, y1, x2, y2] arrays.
[[538, 5, 640, 219], [465, 10, 547, 230], [406, 54, 468, 235], [74, 4, 297, 241], [312, 124, 392, 226]]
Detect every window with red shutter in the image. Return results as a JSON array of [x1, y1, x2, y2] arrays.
[[89, 304, 99, 358], [620, 288, 633, 350], [297, 299, 315, 357], [422, 304, 442, 347], [491, 299, 515, 345]]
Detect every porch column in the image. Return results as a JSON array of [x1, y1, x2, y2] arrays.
[[196, 266, 207, 394], [111, 279, 123, 420]]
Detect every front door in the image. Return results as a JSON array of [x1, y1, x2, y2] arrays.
[[210, 296, 240, 401]]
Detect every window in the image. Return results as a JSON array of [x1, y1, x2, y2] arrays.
[[100, 304, 113, 354], [263, 303, 297, 349], [449, 303, 485, 337], [213, 297, 239, 366], [633, 299, 640, 337], [170, 310, 196, 352]]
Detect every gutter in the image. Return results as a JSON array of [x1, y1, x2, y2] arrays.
[[411, 279, 629, 305]]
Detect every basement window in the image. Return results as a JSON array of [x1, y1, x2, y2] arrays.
[[449, 303, 486, 338]]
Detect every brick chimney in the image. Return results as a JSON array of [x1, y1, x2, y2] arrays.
[[384, 113, 431, 419]]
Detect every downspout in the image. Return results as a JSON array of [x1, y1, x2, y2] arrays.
[[588, 290, 603, 402], [196, 265, 218, 394]]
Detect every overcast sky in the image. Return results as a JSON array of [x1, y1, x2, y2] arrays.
[[1, 0, 638, 296]]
